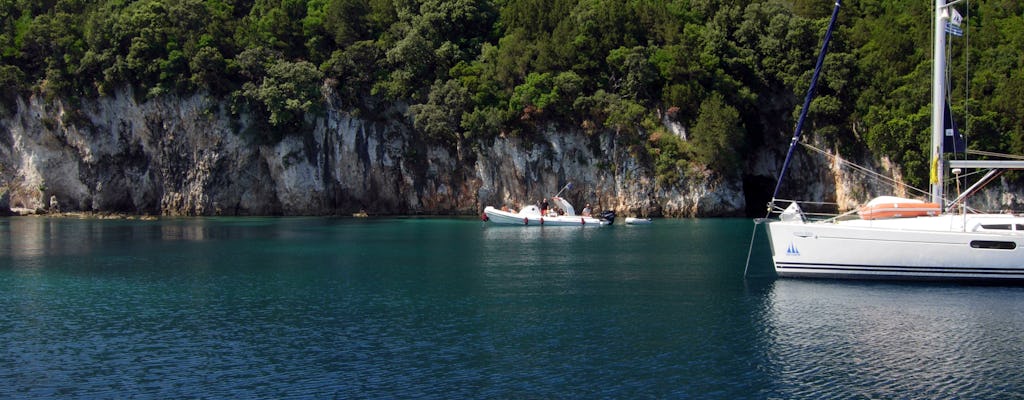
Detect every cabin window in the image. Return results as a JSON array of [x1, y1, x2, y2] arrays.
[[970, 240, 1017, 250], [980, 224, 1012, 230]]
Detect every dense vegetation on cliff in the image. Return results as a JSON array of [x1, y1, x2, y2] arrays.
[[0, 0, 1022, 189]]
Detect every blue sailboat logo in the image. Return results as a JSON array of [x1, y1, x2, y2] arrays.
[[786, 242, 800, 256]]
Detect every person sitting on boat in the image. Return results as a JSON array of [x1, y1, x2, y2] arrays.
[[582, 204, 592, 217]]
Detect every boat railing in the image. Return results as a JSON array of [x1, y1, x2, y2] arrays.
[[769, 198, 850, 221]]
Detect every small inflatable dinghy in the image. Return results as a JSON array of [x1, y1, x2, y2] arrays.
[[625, 217, 652, 225]]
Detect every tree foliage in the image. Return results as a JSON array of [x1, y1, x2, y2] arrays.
[[0, 0, 1022, 185], [692, 93, 745, 174], [240, 58, 323, 128]]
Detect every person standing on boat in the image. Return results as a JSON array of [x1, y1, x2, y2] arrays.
[[540, 198, 549, 215], [582, 204, 592, 217]]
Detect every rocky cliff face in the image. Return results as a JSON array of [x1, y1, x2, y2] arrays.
[[1, 90, 1018, 217], [0, 89, 747, 217]]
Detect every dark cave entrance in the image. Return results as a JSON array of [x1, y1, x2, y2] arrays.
[[742, 175, 776, 218]]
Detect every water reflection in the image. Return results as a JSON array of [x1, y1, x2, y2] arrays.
[[759, 279, 1024, 398], [0, 218, 97, 261], [3, 217, 1022, 397], [480, 225, 596, 267], [160, 221, 210, 241], [481, 224, 600, 238]]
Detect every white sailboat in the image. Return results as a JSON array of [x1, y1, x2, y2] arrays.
[[762, 0, 1024, 281]]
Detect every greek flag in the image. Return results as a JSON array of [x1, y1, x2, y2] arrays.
[[945, 23, 963, 37], [945, 8, 963, 37], [949, 8, 963, 26]]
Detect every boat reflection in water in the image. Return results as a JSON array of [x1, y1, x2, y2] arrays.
[[756, 279, 1024, 397], [479, 222, 608, 270]]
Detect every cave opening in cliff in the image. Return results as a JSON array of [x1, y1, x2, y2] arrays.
[[742, 175, 776, 217]]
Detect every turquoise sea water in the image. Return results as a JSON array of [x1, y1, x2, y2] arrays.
[[1, 217, 1023, 398]]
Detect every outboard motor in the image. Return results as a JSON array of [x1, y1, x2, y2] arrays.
[[599, 210, 616, 225]]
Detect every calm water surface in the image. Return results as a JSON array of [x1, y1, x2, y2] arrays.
[[1, 217, 1022, 398]]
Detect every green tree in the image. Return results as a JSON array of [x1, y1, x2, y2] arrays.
[[648, 129, 688, 186], [692, 93, 745, 174], [236, 0, 309, 60], [22, 5, 88, 98], [190, 45, 229, 94], [573, 89, 646, 134], [606, 46, 659, 103], [508, 72, 556, 120], [321, 0, 372, 47], [0, 63, 25, 113], [257, 59, 323, 127], [237, 54, 324, 134], [377, 28, 436, 99], [322, 39, 384, 111], [410, 78, 468, 146]]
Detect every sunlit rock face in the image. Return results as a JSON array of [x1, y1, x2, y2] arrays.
[[6, 89, 1014, 217]]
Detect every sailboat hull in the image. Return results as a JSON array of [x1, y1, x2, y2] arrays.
[[766, 216, 1024, 281], [757, 0, 1024, 283]]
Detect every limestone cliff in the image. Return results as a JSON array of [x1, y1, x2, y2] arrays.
[[0, 90, 1017, 217], [0, 90, 746, 217]]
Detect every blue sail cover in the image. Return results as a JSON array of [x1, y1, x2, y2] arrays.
[[943, 101, 966, 154]]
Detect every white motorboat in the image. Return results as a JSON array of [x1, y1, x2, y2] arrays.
[[760, 0, 1024, 282], [483, 196, 614, 226]]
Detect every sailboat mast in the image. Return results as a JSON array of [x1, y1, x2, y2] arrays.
[[931, 0, 948, 205]]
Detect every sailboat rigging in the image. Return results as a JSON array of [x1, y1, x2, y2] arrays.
[[756, 0, 1024, 282]]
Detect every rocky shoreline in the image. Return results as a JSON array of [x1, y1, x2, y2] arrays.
[[3, 90, 1021, 218], [0, 90, 762, 218], [6, 206, 158, 220]]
